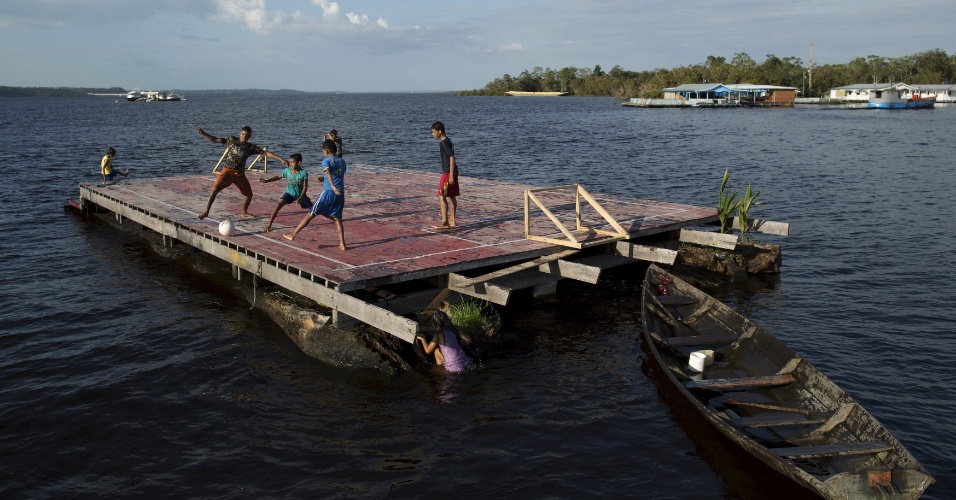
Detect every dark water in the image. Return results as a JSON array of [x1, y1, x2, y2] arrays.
[[1, 94, 953, 498]]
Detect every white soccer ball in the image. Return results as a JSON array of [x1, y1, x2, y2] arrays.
[[219, 220, 235, 236]]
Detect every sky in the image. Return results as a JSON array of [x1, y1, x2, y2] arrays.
[[1, 0, 954, 92]]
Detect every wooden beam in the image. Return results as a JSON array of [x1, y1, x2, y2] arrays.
[[663, 333, 737, 347], [733, 218, 790, 236], [450, 269, 560, 305], [736, 413, 829, 428], [770, 441, 891, 459], [448, 273, 512, 305], [527, 191, 579, 243], [538, 254, 637, 284], [81, 189, 420, 343], [576, 186, 629, 236], [613, 242, 678, 264], [684, 373, 795, 391], [454, 249, 578, 288], [679, 228, 738, 250], [524, 185, 628, 249]]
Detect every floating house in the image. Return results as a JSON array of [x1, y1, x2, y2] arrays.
[[829, 83, 956, 103], [623, 83, 796, 108], [726, 84, 797, 107], [661, 83, 740, 106]]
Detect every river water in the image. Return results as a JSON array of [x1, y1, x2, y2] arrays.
[[1, 94, 953, 498]]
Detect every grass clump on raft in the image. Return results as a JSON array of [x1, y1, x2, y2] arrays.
[[443, 299, 503, 351]]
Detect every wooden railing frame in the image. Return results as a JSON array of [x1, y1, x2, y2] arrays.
[[524, 184, 629, 249], [212, 146, 271, 173]]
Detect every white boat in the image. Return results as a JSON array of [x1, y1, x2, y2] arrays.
[[157, 91, 185, 101], [867, 88, 936, 109], [125, 88, 142, 101]]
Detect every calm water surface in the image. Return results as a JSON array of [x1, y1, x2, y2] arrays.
[[1, 94, 953, 498]]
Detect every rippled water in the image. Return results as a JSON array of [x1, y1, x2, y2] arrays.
[[1, 94, 953, 498]]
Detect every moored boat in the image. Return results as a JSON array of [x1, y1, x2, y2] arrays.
[[867, 89, 936, 109], [505, 91, 570, 96], [641, 264, 934, 499], [157, 91, 185, 101], [125, 88, 142, 101]]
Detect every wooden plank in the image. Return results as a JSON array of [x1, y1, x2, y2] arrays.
[[613, 242, 678, 264], [736, 413, 829, 428], [680, 228, 738, 250], [448, 273, 512, 305], [454, 249, 578, 288], [770, 441, 892, 459], [657, 295, 697, 306], [733, 218, 790, 236], [420, 288, 451, 316], [723, 399, 812, 415], [81, 189, 421, 343], [576, 185, 629, 236], [538, 254, 634, 284], [663, 333, 737, 347], [527, 190, 579, 243], [684, 373, 795, 391]]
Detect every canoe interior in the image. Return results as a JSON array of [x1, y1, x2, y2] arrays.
[[641, 264, 933, 499]]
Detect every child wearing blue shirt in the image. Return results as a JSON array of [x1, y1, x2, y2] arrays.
[[282, 140, 347, 250]]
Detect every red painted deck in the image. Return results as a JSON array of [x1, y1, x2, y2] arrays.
[[83, 164, 716, 290]]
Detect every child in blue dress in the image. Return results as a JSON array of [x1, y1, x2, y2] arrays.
[[282, 140, 347, 250]]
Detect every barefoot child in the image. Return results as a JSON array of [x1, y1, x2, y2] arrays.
[[195, 126, 288, 220], [430, 121, 458, 228], [283, 140, 347, 250], [259, 153, 312, 232]]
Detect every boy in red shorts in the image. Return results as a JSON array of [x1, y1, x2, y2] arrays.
[[431, 121, 459, 228], [195, 126, 287, 220]]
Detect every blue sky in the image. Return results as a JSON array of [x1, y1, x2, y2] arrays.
[[1, 0, 953, 92]]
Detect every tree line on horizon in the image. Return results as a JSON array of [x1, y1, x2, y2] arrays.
[[457, 49, 956, 98], [0, 86, 127, 97]]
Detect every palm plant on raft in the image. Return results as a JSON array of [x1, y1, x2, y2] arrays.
[[717, 168, 741, 234], [737, 182, 761, 241]]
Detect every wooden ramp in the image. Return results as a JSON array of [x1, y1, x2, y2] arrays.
[[77, 164, 716, 341]]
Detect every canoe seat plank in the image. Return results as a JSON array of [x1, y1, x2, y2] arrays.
[[770, 441, 892, 459], [657, 295, 697, 306], [684, 373, 795, 391], [737, 413, 830, 428], [663, 333, 737, 347]]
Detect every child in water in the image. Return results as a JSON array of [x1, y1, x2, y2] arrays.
[[417, 310, 474, 373]]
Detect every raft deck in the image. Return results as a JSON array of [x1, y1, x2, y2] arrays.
[[77, 164, 717, 341]]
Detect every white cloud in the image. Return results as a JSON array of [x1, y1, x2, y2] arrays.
[[311, 0, 340, 18], [212, 0, 287, 35], [346, 12, 369, 25], [207, 0, 389, 34]]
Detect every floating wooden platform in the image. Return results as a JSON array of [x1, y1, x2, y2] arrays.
[[76, 164, 717, 342]]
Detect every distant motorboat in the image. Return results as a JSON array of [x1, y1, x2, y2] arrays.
[[125, 88, 142, 101], [867, 89, 936, 109], [157, 91, 185, 101]]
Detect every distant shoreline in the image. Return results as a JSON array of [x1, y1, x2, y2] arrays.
[[0, 86, 456, 97]]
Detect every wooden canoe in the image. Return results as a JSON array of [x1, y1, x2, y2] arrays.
[[641, 264, 934, 499]]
